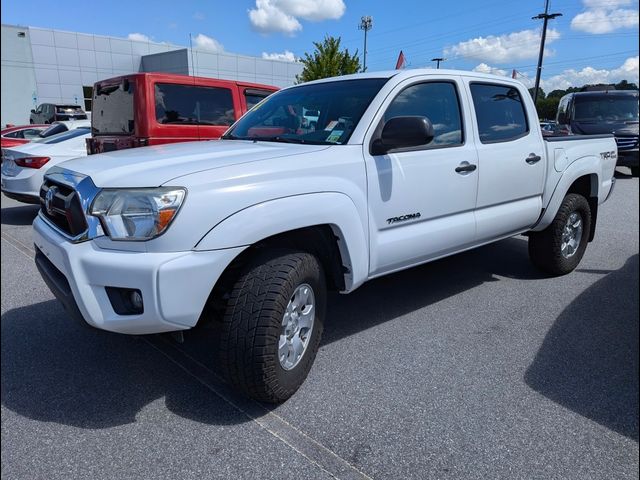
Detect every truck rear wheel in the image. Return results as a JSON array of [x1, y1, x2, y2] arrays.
[[528, 193, 591, 276], [218, 249, 326, 402]]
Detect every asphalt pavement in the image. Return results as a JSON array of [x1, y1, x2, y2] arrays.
[[1, 169, 638, 479]]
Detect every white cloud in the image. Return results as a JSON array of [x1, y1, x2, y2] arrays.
[[444, 28, 560, 64], [571, 0, 639, 33], [248, 0, 346, 35], [571, 7, 639, 33], [473, 63, 509, 77], [192, 33, 224, 53], [262, 50, 297, 62], [127, 33, 151, 42], [541, 56, 639, 91]]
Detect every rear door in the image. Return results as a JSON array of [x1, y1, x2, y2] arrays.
[[464, 80, 545, 241], [364, 77, 479, 275]]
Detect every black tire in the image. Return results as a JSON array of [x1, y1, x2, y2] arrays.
[[218, 249, 326, 402], [630, 166, 639, 177], [528, 193, 591, 276]]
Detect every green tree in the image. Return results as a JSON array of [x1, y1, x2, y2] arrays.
[[296, 36, 361, 83], [528, 87, 546, 100]]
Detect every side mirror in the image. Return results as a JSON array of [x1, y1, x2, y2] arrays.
[[31, 109, 36, 113], [556, 112, 567, 125], [370, 116, 435, 155]]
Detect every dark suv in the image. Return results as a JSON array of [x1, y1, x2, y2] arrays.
[[556, 90, 639, 176], [30, 104, 87, 124]]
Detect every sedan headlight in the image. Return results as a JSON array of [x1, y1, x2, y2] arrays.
[[90, 188, 186, 240]]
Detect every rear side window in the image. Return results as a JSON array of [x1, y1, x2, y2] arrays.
[[384, 81, 463, 147], [470, 83, 529, 143], [155, 84, 235, 126]]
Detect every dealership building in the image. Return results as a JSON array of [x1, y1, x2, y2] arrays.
[[1, 24, 303, 126]]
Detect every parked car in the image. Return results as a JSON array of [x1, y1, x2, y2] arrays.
[[38, 119, 91, 138], [33, 69, 616, 402], [1, 126, 90, 204], [556, 90, 639, 175], [30, 104, 88, 124], [1, 124, 48, 149], [86, 73, 278, 154]]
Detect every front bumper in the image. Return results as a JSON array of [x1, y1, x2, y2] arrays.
[[33, 215, 245, 334]]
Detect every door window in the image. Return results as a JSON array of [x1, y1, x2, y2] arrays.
[[384, 82, 463, 147], [470, 83, 529, 143], [244, 89, 273, 110]]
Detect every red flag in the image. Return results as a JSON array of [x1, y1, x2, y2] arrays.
[[395, 50, 406, 70]]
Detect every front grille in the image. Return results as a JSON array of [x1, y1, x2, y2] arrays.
[[39, 179, 88, 237], [615, 137, 638, 150]]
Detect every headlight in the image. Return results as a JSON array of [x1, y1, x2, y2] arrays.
[[90, 188, 186, 240]]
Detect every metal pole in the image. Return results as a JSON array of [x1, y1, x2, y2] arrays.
[[359, 16, 373, 72], [533, 1, 562, 105], [363, 27, 368, 72], [431, 57, 445, 69]]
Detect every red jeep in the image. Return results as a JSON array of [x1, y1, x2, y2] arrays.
[[86, 73, 278, 154]]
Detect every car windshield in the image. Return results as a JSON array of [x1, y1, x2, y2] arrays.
[[574, 95, 639, 123], [224, 78, 388, 145], [34, 127, 90, 144]]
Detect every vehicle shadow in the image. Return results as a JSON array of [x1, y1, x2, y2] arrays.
[[0, 236, 545, 430], [525, 254, 639, 441], [0, 204, 39, 226]]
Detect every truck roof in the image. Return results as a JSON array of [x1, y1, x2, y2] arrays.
[[295, 68, 527, 87]]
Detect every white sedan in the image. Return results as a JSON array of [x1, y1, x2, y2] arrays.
[[1, 127, 90, 204]]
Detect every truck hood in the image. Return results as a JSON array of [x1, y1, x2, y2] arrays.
[[58, 140, 331, 187]]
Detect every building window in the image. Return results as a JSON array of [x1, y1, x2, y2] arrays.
[[83, 86, 93, 112]]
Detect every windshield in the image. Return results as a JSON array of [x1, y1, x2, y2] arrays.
[[224, 78, 388, 145], [573, 95, 639, 123], [92, 79, 135, 134], [34, 127, 90, 144]]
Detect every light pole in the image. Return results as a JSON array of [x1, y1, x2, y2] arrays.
[[431, 57, 445, 69], [359, 16, 373, 72], [532, 0, 562, 105]]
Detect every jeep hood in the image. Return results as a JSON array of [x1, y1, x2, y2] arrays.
[[58, 140, 330, 187]]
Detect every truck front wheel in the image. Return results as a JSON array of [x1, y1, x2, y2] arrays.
[[528, 193, 592, 276], [218, 249, 326, 402]]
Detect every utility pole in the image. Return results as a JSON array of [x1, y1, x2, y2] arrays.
[[532, 0, 562, 105], [431, 57, 445, 69], [359, 16, 373, 72]]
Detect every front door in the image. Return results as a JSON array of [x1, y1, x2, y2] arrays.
[[364, 78, 479, 276]]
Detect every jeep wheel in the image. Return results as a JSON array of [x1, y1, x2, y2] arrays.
[[528, 193, 591, 276], [218, 250, 326, 402]]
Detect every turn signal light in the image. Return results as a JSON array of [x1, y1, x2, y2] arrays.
[[15, 156, 50, 169]]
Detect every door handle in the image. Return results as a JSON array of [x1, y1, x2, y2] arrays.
[[526, 153, 542, 164], [455, 162, 477, 174]]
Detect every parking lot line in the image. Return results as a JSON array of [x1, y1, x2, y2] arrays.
[[144, 335, 373, 480], [1, 231, 34, 259]]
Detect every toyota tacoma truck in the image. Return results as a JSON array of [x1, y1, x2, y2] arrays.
[[33, 69, 617, 402]]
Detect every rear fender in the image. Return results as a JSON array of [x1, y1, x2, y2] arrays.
[[532, 155, 600, 232], [194, 192, 369, 291]]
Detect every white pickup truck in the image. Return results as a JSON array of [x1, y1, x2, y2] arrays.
[[32, 69, 617, 402]]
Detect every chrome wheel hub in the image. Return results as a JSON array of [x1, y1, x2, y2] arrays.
[[561, 212, 583, 259], [279, 284, 315, 370]]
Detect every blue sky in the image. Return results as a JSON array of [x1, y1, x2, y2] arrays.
[[2, 0, 638, 91]]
